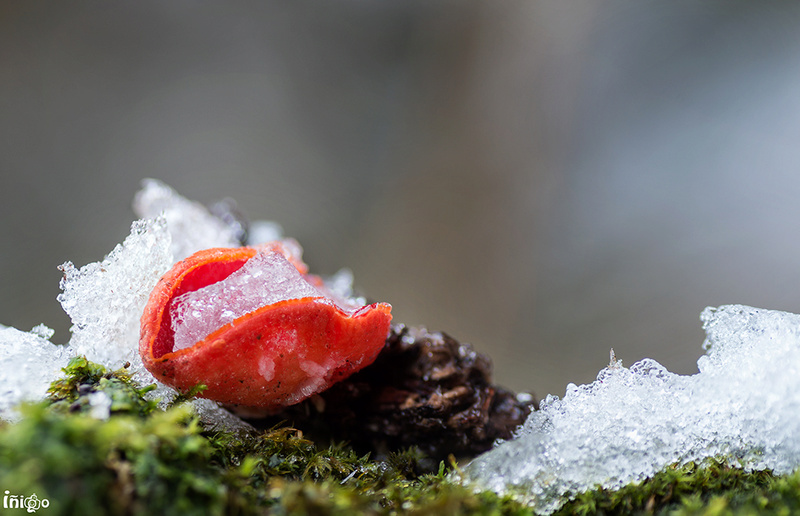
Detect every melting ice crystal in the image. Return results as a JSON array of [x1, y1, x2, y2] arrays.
[[170, 250, 325, 351], [170, 246, 364, 352], [462, 304, 800, 514]]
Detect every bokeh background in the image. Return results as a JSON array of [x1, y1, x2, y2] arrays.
[[3, 1, 800, 397]]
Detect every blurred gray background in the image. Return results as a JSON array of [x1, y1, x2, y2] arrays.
[[3, 1, 800, 397]]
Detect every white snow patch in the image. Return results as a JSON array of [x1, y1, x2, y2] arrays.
[[0, 326, 73, 421], [57, 217, 172, 381], [30, 324, 55, 340], [133, 178, 239, 261], [462, 304, 800, 514]]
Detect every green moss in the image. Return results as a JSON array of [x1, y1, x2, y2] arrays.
[[554, 460, 800, 515], [0, 402, 225, 515], [47, 356, 157, 418], [0, 358, 530, 515], [1, 358, 800, 515]]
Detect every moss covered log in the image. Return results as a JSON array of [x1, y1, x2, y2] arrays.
[[1, 358, 800, 515]]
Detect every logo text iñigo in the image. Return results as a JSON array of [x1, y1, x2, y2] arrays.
[[3, 490, 50, 513]]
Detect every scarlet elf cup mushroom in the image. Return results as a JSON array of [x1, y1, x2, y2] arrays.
[[139, 241, 392, 410]]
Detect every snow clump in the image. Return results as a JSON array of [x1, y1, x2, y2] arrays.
[[462, 304, 800, 514]]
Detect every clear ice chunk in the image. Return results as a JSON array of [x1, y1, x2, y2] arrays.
[[170, 250, 326, 351], [58, 217, 173, 382], [461, 304, 800, 514], [133, 178, 239, 261], [30, 323, 55, 340], [0, 325, 73, 421], [321, 268, 367, 310]]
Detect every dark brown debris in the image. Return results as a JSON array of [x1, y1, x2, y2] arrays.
[[247, 324, 536, 462]]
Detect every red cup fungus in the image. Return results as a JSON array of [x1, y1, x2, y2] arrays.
[[139, 242, 392, 411]]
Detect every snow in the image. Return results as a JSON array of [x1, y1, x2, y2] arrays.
[[57, 217, 172, 376], [170, 245, 368, 351], [133, 178, 240, 261], [170, 249, 324, 351], [322, 268, 367, 309], [461, 304, 800, 514], [0, 325, 72, 421]]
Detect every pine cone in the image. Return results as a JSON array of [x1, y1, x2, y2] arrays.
[[251, 324, 535, 462]]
